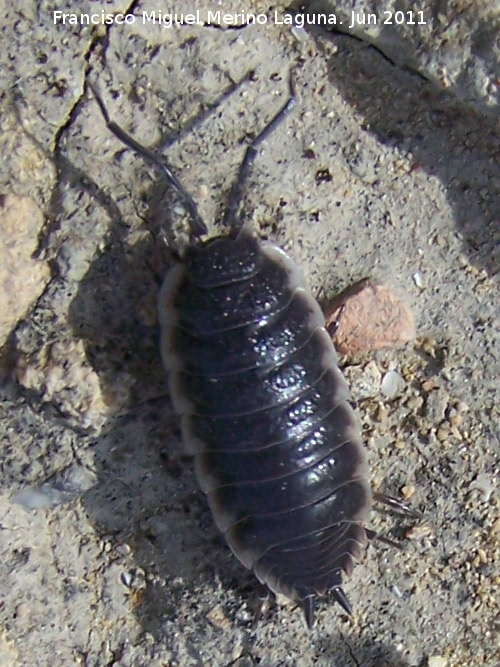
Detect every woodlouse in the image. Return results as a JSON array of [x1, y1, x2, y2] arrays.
[[91, 76, 372, 628]]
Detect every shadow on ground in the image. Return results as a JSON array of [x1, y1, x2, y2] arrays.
[[310, 28, 499, 276]]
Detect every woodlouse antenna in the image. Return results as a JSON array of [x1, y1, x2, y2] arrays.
[[365, 528, 406, 551], [223, 71, 296, 230], [88, 82, 208, 239]]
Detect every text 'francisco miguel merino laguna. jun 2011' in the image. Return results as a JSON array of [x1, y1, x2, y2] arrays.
[[52, 9, 427, 28]]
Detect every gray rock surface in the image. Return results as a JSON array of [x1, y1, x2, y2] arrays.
[[297, 0, 500, 114], [0, 1, 498, 666], [0, 195, 50, 347]]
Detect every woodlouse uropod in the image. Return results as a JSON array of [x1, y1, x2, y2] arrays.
[[91, 75, 373, 629]]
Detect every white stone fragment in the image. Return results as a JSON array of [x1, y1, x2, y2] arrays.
[[381, 370, 403, 398]]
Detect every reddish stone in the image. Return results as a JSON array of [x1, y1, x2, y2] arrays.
[[324, 281, 416, 355]]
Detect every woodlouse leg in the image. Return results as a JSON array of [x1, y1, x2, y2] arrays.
[[222, 72, 296, 230], [250, 585, 275, 628], [367, 493, 424, 550], [365, 528, 406, 551], [326, 302, 347, 338], [373, 491, 423, 519], [88, 82, 208, 239]]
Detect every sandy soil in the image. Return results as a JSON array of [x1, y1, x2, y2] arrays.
[[0, 2, 498, 666]]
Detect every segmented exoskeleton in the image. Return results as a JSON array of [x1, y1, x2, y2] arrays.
[[91, 75, 371, 628]]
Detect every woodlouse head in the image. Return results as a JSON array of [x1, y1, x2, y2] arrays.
[[183, 230, 262, 287]]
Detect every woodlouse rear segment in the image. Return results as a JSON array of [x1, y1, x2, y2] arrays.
[[160, 232, 371, 628]]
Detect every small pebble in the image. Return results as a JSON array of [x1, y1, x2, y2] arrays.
[[206, 605, 232, 630], [392, 585, 403, 598], [291, 24, 309, 41], [381, 370, 403, 398], [234, 604, 253, 624], [11, 487, 60, 509], [116, 543, 132, 557], [121, 571, 133, 587], [424, 390, 448, 422], [436, 426, 450, 442], [490, 517, 500, 536], [406, 395, 424, 410], [476, 548, 488, 564], [412, 271, 424, 288], [344, 361, 382, 400], [401, 484, 415, 500], [469, 473, 496, 502], [374, 404, 388, 423], [421, 379, 439, 392], [406, 524, 434, 540], [428, 656, 447, 667]]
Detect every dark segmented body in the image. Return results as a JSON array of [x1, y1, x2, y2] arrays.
[[160, 231, 371, 626], [91, 76, 373, 628]]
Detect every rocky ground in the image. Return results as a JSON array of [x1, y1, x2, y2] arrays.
[[0, 2, 498, 666]]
